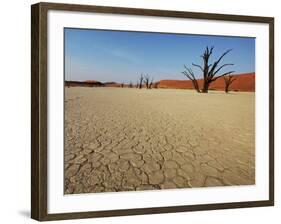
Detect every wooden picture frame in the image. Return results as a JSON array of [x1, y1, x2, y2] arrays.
[[31, 2, 274, 221]]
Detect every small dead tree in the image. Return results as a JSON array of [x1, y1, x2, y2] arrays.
[[224, 75, 236, 93], [149, 78, 154, 89], [121, 83, 124, 88], [144, 74, 153, 89], [139, 74, 144, 89], [144, 74, 150, 89], [182, 66, 200, 93], [193, 46, 235, 93], [129, 81, 133, 88]]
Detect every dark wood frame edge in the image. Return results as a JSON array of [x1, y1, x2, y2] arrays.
[[31, 3, 48, 221], [31, 2, 274, 221]]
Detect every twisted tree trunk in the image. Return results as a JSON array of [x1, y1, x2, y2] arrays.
[[202, 81, 209, 93]]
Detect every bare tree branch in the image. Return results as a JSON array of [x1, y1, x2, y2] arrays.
[[192, 63, 204, 72], [208, 49, 233, 80], [212, 71, 235, 82], [213, 63, 234, 76], [182, 65, 200, 93]]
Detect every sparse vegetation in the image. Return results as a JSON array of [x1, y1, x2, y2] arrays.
[[144, 74, 154, 89], [224, 75, 236, 93], [183, 46, 235, 93], [149, 79, 154, 89], [138, 74, 144, 89], [182, 66, 200, 93], [84, 46, 242, 94]]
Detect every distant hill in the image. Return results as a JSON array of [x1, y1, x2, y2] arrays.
[[65, 80, 104, 87], [157, 73, 255, 92], [65, 80, 126, 87], [103, 82, 123, 87]]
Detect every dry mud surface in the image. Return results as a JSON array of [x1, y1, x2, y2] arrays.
[[64, 87, 255, 194]]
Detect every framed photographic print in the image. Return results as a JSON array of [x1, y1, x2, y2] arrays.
[[31, 2, 274, 221]]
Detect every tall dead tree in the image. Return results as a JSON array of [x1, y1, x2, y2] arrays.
[[139, 74, 144, 89], [195, 46, 234, 93], [182, 66, 200, 93], [224, 75, 236, 93]]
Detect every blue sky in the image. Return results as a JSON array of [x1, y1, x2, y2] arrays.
[[65, 28, 255, 83]]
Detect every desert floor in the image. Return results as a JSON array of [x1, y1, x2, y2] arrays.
[[64, 87, 255, 194]]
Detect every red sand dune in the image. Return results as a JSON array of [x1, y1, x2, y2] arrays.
[[157, 73, 255, 92]]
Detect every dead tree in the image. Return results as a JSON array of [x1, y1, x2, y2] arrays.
[[192, 46, 235, 93], [139, 74, 144, 89], [121, 83, 124, 88], [224, 75, 236, 93], [144, 74, 150, 89], [129, 81, 133, 88], [144, 74, 153, 89], [149, 78, 154, 89], [182, 66, 200, 93]]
